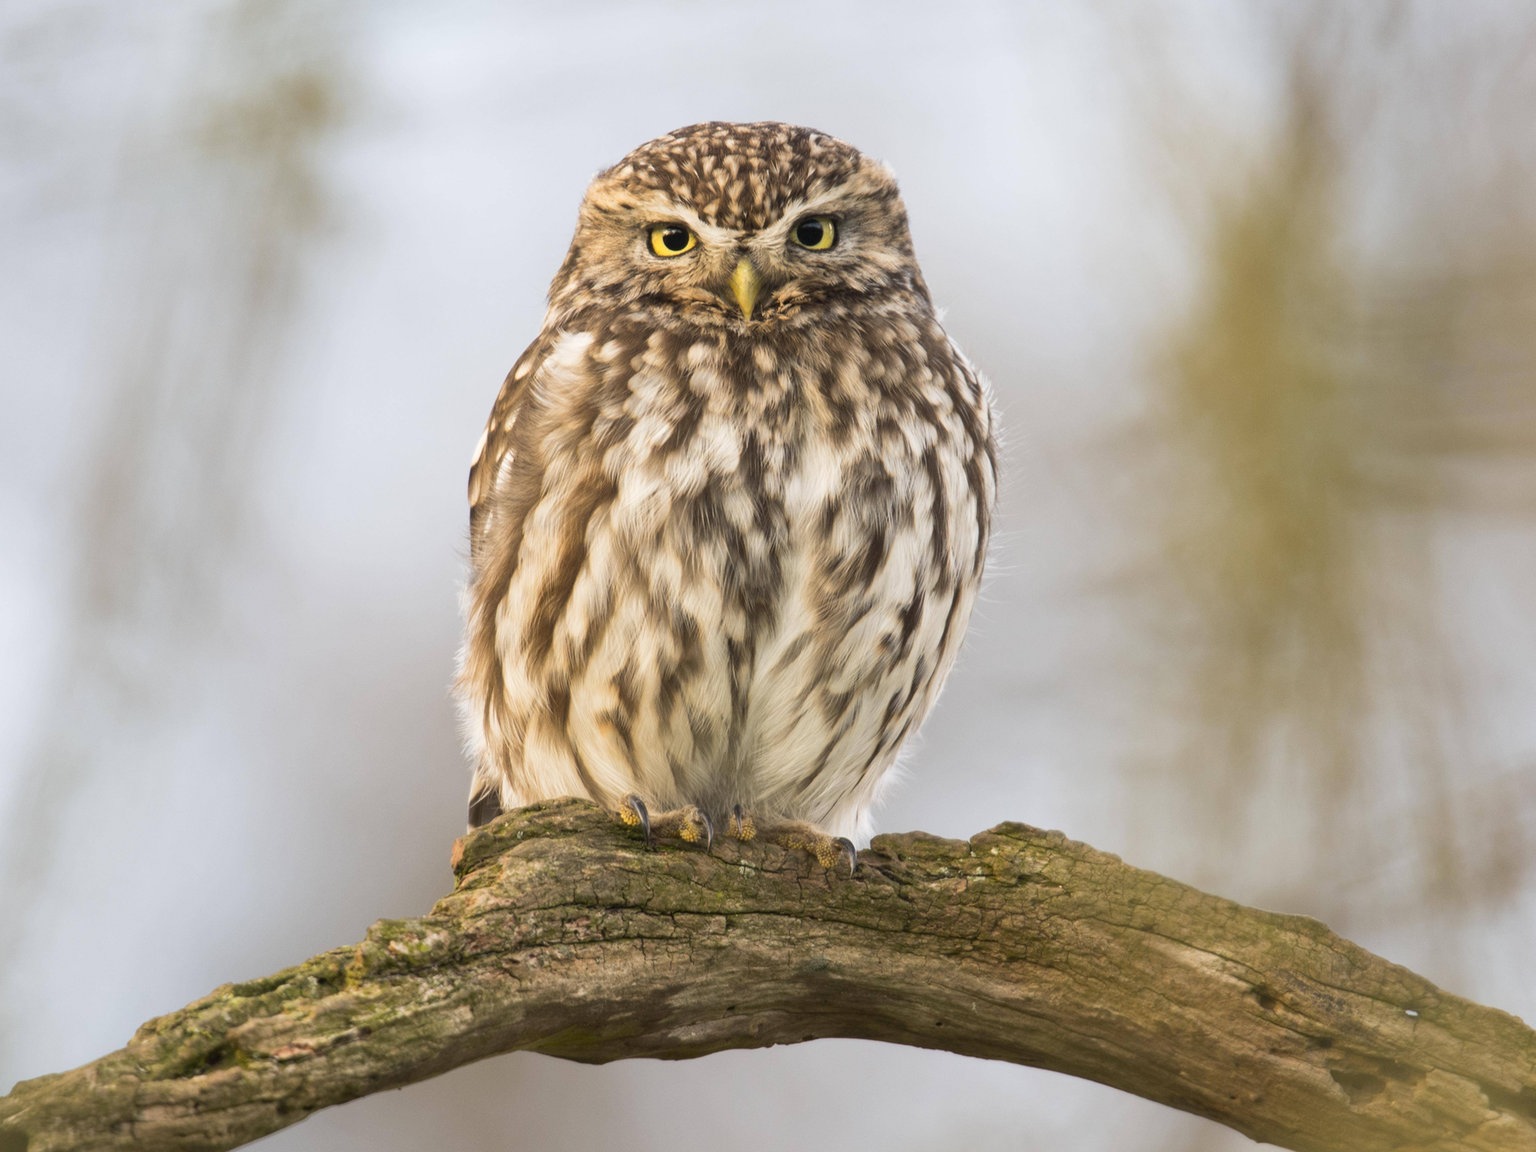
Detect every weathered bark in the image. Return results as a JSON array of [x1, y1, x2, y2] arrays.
[[2, 799, 1533, 1151]]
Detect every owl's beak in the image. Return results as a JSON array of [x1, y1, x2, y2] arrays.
[[728, 258, 763, 320]]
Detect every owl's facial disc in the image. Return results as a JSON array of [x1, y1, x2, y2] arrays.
[[549, 124, 923, 329]]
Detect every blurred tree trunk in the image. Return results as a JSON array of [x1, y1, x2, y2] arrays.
[[1, 799, 1532, 1152]]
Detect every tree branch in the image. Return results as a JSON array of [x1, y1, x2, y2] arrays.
[[2, 799, 1533, 1151]]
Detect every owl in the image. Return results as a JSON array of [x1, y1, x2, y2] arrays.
[[457, 122, 996, 869]]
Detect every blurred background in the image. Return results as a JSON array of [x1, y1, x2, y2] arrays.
[[3, 1, 1535, 1148]]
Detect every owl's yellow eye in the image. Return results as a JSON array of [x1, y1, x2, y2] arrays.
[[648, 224, 697, 257], [791, 216, 837, 251]]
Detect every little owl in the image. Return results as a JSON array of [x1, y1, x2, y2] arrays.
[[457, 122, 996, 869]]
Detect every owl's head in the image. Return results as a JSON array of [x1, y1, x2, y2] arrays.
[[547, 122, 926, 329]]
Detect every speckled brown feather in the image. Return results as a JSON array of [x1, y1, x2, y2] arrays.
[[457, 122, 996, 842]]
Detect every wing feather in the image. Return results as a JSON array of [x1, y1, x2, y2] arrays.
[[468, 336, 550, 561]]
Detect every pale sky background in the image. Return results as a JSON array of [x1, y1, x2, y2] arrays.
[[3, 2, 1535, 1149]]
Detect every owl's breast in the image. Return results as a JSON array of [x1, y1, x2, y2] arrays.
[[539, 323, 984, 835], [626, 330, 966, 830]]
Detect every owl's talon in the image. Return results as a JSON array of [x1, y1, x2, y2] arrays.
[[834, 837, 857, 876], [728, 804, 757, 841], [618, 794, 652, 845], [675, 806, 713, 848], [620, 798, 713, 852]]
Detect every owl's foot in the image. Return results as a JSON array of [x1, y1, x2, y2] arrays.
[[617, 794, 713, 849], [728, 805, 856, 874]]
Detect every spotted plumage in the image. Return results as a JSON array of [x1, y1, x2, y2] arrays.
[[457, 122, 996, 853]]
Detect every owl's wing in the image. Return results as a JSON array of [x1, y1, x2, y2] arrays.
[[467, 336, 551, 562]]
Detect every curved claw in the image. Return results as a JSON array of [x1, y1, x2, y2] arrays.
[[728, 804, 757, 841], [835, 837, 857, 877], [621, 794, 652, 846], [700, 810, 715, 850]]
